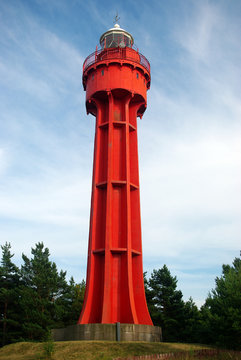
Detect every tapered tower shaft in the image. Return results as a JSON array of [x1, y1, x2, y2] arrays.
[[78, 24, 152, 325]]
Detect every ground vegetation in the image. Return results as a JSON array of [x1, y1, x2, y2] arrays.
[[0, 242, 240, 351]]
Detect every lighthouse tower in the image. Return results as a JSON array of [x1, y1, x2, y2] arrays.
[[78, 23, 152, 326]]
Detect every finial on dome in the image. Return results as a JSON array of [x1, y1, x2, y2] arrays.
[[113, 12, 120, 25]]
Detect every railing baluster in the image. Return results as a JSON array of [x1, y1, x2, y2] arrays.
[[83, 47, 150, 74]]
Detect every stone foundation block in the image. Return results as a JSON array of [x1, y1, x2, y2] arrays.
[[52, 323, 162, 342]]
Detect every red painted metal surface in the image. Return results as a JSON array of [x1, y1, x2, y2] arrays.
[[83, 46, 150, 74], [78, 39, 152, 325]]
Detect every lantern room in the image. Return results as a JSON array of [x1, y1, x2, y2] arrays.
[[99, 23, 134, 49]]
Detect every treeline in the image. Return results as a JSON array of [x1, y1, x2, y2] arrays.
[[144, 261, 241, 350], [0, 242, 85, 346], [0, 242, 240, 350]]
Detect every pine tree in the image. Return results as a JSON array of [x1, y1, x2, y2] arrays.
[[148, 265, 185, 341], [20, 242, 68, 341], [0, 242, 21, 346], [182, 297, 200, 343], [55, 277, 85, 327], [144, 271, 158, 322], [201, 257, 241, 349]]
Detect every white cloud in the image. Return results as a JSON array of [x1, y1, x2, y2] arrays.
[[175, 2, 221, 63], [0, 175, 90, 226], [0, 61, 57, 103], [137, 2, 241, 304], [0, 4, 84, 107], [0, 147, 9, 176], [140, 115, 241, 267]]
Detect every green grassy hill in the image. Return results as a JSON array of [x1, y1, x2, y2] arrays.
[[0, 341, 213, 360]]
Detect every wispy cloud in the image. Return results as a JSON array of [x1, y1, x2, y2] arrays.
[[0, 3, 84, 107], [175, 2, 221, 63], [0, 1, 91, 272], [136, 0, 241, 305]]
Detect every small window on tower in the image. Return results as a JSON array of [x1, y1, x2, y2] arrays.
[[92, 74, 94, 80], [136, 72, 139, 79], [101, 69, 104, 76]]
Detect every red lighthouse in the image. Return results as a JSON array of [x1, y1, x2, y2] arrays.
[[78, 23, 152, 326]]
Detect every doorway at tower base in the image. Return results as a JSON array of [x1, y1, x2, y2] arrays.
[[52, 323, 162, 342]]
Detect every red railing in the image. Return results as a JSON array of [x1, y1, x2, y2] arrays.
[[83, 46, 150, 74]]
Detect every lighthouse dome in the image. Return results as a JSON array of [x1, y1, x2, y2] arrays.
[[99, 23, 134, 49]]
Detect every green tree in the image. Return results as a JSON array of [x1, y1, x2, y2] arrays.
[[144, 271, 156, 316], [148, 265, 185, 341], [182, 297, 200, 343], [0, 243, 21, 346], [55, 277, 85, 327], [20, 242, 68, 341], [201, 257, 241, 349]]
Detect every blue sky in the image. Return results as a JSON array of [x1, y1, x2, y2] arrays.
[[0, 0, 240, 307]]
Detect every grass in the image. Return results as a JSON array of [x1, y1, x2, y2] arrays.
[[0, 341, 240, 360], [0, 341, 210, 360]]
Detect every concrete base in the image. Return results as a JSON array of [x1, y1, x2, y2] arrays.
[[52, 323, 162, 342]]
